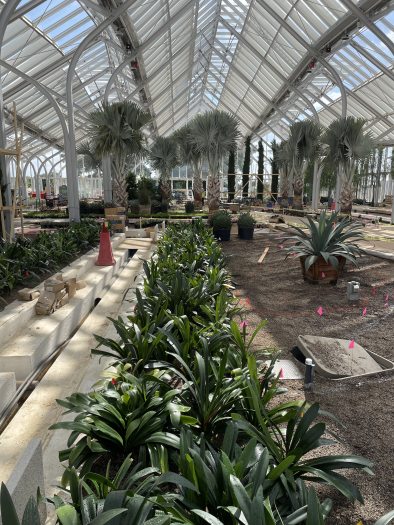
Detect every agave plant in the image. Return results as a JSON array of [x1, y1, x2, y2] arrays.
[[285, 211, 363, 271], [149, 136, 178, 205], [282, 120, 322, 209], [88, 101, 151, 208], [323, 117, 374, 213], [189, 110, 240, 214], [174, 125, 203, 208]]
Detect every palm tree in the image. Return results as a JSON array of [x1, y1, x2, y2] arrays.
[[173, 125, 203, 209], [77, 140, 101, 173], [284, 121, 322, 209], [189, 110, 240, 213], [323, 117, 374, 213], [149, 136, 178, 206], [277, 141, 292, 206], [88, 101, 150, 208]]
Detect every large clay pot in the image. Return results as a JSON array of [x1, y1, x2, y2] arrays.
[[300, 255, 346, 285]]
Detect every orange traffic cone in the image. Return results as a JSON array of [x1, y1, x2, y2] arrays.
[[95, 222, 115, 266]]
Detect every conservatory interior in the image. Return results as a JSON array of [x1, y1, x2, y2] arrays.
[[0, 0, 393, 524]]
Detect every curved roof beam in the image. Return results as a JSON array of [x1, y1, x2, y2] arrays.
[[338, 0, 394, 55], [255, 0, 347, 118]]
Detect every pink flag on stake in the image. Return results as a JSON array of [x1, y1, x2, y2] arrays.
[[278, 244, 284, 250], [316, 306, 323, 316], [349, 339, 355, 349], [385, 302, 389, 308], [385, 293, 389, 302], [279, 368, 285, 379], [362, 307, 367, 316], [321, 272, 326, 279]]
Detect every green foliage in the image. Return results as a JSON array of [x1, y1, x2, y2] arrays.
[[285, 212, 364, 270], [48, 221, 373, 524], [242, 135, 251, 197], [80, 200, 105, 216], [126, 172, 138, 201], [257, 140, 264, 199], [212, 210, 232, 229], [238, 213, 256, 228], [228, 150, 236, 202], [0, 220, 100, 295], [149, 137, 178, 179]]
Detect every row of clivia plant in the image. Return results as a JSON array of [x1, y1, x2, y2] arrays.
[[2, 221, 393, 524], [0, 220, 100, 297]]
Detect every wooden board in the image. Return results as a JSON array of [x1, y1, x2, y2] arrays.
[[258, 247, 269, 264]]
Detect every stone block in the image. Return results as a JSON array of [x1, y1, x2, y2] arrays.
[[35, 291, 56, 315], [44, 279, 65, 293], [66, 277, 77, 298], [76, 280, 86, 290], [0, 372, 16, 413], [0, 439, 46, 525], [17, 288, 40, 301]]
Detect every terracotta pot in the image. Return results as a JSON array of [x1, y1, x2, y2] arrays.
[[300, 255, 346, 285]]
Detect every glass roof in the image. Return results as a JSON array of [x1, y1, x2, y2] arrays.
[[0, 0, 393, 158]]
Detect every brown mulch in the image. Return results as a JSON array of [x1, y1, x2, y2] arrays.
[[221, 230, 394, 525]]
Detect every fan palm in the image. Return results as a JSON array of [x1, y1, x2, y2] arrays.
[[189, 110, 240, 213], [323, 117, 374, 213], [173, 125, 203, 208], [284, 120, 322, 209], [77, 140, 101, 173], [149, 136, 178, 205], [88, 101, 151, 208]]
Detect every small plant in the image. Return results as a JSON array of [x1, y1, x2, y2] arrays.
[[185, 200, 194, 213], [238, 212, 256, 228], [212, 210, 231, 229]]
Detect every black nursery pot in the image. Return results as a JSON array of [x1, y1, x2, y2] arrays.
[[213, 227, 231, 241], [238, 226, 254, 240]]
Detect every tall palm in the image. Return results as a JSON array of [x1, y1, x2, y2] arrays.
[[149, 136, 178, 205], [77, 140, 102, 173], [88, 101, 150, 208], [285, 120, 322, 209], [173, 125, 203, 208], [323, 117, 374, 213], [189, 110, 240, 213], [277, 141, 292, 205]]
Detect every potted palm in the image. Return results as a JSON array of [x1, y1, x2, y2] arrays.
[[212, 210, 232, 241], [174, 125, 203, 210], [323, 117, 374, 213], [285, 212, 363, 284], [238, 212, 256, 240], [189, 110, 240, 215], [149, 136, 178, 208], [87, 101, 150, 209]]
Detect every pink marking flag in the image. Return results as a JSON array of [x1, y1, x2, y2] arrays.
[[349, 339, 355, 349], [278, 244, 284, 250], [384, 293, 389, 302], [362, 307, 367, 317], [385, 302, 389, 308], [316, 306, 323, 317], [321, 272, 326, 279], [279, 368, 285, 379]]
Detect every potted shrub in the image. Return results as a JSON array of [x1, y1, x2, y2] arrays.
[[212, 210, 232, 241], [185, 200, 195, 214], [285, 212, 363, 284], [238, 212, 256, 240]]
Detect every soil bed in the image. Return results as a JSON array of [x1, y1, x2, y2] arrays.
[[221, 230, 394, 524]]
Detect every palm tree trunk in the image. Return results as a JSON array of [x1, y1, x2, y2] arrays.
[[160, 174, 171, 205], [111, 158, 128, 209], [192, 160, 203, 209], [207, 175, 220, 214], [340, 178, 354, 214], [293, 175, 304, 209]]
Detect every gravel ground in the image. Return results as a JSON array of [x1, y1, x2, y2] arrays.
[[221, 229, 394, 524]]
